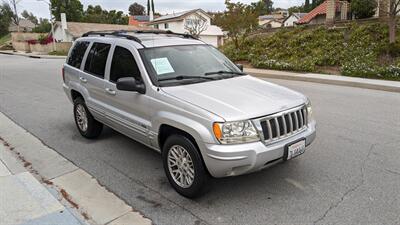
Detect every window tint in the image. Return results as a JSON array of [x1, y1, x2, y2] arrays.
[[67, 41, 89, 69], [84, 42, 111, 78], [110, 46, 141, 83]]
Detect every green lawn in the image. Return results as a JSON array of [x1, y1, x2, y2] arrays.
[[0, 33, 11, 45]]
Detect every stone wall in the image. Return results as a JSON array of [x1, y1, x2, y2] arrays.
[[11, 32, 44, 42], [12, 41, 72, 54]]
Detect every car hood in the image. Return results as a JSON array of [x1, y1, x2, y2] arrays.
[[161, 75, 307, 121]]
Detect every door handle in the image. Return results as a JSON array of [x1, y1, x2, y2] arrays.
[[105, 88, 116, 96], [79, 77, 87, 83]]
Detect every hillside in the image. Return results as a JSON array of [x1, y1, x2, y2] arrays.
[[221, 22, 400, 80]]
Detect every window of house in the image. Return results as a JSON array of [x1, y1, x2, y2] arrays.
[[84, 42, 111, 78], [110, 46, 141, 83], [185, 19, 194, 26], [154, 24, 159, 29], [67, 41, 90, 69], [164, 23, 169, 29]]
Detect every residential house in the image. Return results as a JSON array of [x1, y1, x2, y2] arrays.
[[9, 19, 36, 32], [258, 11, 287, 28], [283, 13, 307, 27], [296, 0, 350, 25], [297, 0, 399, 25], [147, 9, 224, 47], [53, 22, 148, 42], [129, 15, 150, 27]]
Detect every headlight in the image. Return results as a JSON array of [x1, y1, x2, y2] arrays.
[[213, 120, 260, 144], [306, 99, 313, 123]]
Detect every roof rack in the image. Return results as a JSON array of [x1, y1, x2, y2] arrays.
[[81, 30, 198, 48], [132, 30, 198, 40]]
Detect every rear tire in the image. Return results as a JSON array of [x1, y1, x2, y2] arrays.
[[73, 97, 103, 139], [162, 135, 209, 198]]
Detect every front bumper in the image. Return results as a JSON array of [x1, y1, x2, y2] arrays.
[[199, 120, 316, 178]]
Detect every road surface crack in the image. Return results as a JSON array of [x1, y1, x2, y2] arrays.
[[313, 143, 376, 225]]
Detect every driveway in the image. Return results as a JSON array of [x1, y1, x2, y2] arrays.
[[0, 54, 399, 225]]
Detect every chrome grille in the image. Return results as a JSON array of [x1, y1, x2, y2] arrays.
[[257, 105, 308, 143]]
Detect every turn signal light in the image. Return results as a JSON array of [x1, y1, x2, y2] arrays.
[[213, 123, 222, 140]]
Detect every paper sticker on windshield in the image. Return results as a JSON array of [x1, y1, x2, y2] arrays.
[[150, 58, 174, 75]]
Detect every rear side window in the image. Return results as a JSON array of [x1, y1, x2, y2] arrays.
[[67, 41, 89, 69], [84, 42, 111, 78], [110, 46, 141, 83]]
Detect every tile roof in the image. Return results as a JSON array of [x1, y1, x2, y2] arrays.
[[297, 0, 341, 24]]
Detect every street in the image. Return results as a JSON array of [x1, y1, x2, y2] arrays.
[[0, 54, 399, 225]]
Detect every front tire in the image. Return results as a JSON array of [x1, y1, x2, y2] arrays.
[[73, 97, 103, 139], [162, 135, 209, 198]]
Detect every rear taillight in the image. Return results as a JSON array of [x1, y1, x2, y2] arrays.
[[62, 67, 65, 82]]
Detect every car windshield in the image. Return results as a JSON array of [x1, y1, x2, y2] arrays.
[[139, 45, 244, 86]]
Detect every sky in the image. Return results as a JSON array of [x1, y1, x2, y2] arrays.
[[17, 0, 304, 20]]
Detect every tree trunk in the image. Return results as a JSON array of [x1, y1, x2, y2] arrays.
[[389, 16, 396, 44]]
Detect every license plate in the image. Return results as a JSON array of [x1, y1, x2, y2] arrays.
[[286, 139, 306, 160]]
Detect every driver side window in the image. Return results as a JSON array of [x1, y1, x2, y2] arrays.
[[110, 46, 142, 83]]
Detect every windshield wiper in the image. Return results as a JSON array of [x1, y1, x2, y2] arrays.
[[158, 75, 216, 82], [204, 70, 246, 76]]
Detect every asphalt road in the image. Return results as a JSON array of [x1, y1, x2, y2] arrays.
[[1, 54, 400, 225]]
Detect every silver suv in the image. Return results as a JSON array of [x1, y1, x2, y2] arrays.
[[62, 30, 316, 198]]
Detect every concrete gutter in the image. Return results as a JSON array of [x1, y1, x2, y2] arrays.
[[245, 68, 400, 93], [0, 50, 67, 59]]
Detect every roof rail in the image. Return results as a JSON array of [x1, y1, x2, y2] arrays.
[[81, 30, 199, 47], [133, 30, 198, 40]]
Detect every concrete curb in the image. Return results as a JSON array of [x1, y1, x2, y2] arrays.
[[0, 50, 67, 59], [0, 112, 152, 225], [245, 68, 400, 93]]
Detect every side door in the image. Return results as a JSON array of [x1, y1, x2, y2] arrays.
[[103, 44, 151, 146], [80, 41, 113, 120]]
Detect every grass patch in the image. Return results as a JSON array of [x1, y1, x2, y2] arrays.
[[0, 33, 11, 45], [48, 50, 68, 56]]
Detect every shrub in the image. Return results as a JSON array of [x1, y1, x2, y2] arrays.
[[221, 22, 400, 80]]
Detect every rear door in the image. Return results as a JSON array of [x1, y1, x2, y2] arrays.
[[103, 44, 151, 146], [81, 41, 113, 119]]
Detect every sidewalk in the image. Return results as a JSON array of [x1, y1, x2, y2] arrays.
[[245, 67, 400, 93], [0, 50, 66, 59], [0, 112, 152, 225], [0, 144, 84, 225]]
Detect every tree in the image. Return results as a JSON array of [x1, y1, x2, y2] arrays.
[[310, 0, 324, 11], [251, 0, 273, 16], [305, 0, 310, 12], [21, 10, 39, 25], [8, 0, 19, 29], [82, 5, 128, 25], [387, 0, 400, 43], [288, 5, 306, 14], [32, 18, 51, 33], [50, 0, 84, 22], [147, 0, 154, 15], [214, 0, 258, 48], [351, 0, 377, 19], [184, 14, 208, 38], [0, 3, 14, 36], [129, 2, 145, 16]]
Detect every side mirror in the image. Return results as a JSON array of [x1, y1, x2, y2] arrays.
[[236, 64, 244, 72], [116, 77, 146, 94]]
